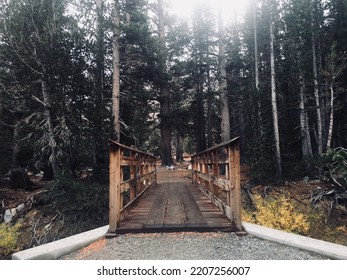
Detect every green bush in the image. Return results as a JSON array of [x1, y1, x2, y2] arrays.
[[51, 178, 109, 227], [321, 148, 347, 189]]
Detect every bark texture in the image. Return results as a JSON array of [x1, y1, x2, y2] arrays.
[[158, 0, 173, 166], [270, 7, 282, 176], [112, 0, 121, 141], [218, 11, 230, 143]]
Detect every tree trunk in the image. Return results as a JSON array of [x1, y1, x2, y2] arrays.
[[12, 116, 20, 168], [326, 83, 334, 150], [299, 73, 313, 158], [158, 0, 173, 166], [253, 0, 265, 147], [41, 79, 60, 178], [270, 6, 282, 177], [311, 0, 323, 154], [125, 12, 132, 76], [93, 0, 105, 180], [207, 65, 213, 148], [218, 10, 230, 143], [253, 0, 259, 93], [112, 0, 121, 141], [175, 131, 183, 162], [196, 55, 206, 152]]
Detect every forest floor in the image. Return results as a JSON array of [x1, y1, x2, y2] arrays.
[[1, 164, 347, 260]]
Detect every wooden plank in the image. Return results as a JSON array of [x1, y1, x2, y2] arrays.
[[181, 184, 207, 225], [117, 180, 235, 233], [163, 183, 186, 225], [196, 173, 230, 190], [196, 183, 231, 218], [143, 185, 168, 226], [121, 179, 136, 192], [119, 181, 154, 221], [109, 139, 156, 159]]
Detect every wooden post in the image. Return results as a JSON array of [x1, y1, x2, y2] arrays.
[[109, 142, 121, 233], [152, 159, 157, 185], [228, 140, 242, 231], [130, 157, 136, 200], [192, 157, 197, 183]]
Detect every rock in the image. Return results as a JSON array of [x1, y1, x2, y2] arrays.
[[16, 203, 25, 212], [3, 203, 26, 223], [4, 209, 16, 223]]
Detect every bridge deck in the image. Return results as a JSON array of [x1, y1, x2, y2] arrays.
[[117, 179, 236, 233]]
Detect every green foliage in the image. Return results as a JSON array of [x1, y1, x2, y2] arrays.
[[306, 205, 347, 245], [321, 148, 347, 188], [51, 178, 109, 227], [0, 223, 22, 256]]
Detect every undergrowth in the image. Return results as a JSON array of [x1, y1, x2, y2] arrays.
[[242, 194, 347, 245], [53, 178, 109, 228], [0, 223, 22, 256], [242, 194, 309, 234]]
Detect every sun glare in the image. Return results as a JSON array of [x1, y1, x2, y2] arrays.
[[167, 0, 250, 20]]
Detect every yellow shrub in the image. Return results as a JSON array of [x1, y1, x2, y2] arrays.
[[0, 223, 22, 256], [243, 194, 309, 234]]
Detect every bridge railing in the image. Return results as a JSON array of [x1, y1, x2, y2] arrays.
[[108, 140, 157, 233], [191, 137, 242, 231]]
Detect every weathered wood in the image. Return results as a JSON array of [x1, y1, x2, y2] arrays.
[[191, 137, 242, 231], [116, 182, 234, 233], [164, 183, 186, 225], [181, 185, 207, 225], [144, 185, 167, 225], [228, 141, 242, 230], [109, 144, 121, 233], [108, 140, 157, 234], [196, 172, 230, 191]]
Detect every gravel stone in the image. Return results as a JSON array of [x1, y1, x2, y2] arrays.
[[60, 232, 327, 260]]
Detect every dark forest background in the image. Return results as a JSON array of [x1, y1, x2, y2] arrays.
[[1, 0, 347, 182]]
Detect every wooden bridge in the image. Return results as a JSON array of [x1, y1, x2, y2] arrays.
[[107, 137, 242, 235]]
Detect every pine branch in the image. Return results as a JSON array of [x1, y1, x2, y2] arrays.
[[31, 95, 48, 107]]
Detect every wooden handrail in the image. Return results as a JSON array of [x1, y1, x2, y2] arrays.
[[108, 140, 157, 233], [191, 137, 242, 231]]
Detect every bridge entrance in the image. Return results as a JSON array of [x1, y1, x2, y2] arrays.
[[107, 138, 242, 235]]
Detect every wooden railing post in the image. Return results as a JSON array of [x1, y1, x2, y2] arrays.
[[228, 139, 242, 231], [109, 142, 121, 233], [130, 151, 136, 200]]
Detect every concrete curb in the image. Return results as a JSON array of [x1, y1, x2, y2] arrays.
[[12, 225, 109, 260], [11, 222, 347, 260], [242, 222, 347, 260]]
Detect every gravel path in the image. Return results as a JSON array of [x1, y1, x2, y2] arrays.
[[60, 232, 327, 260]]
